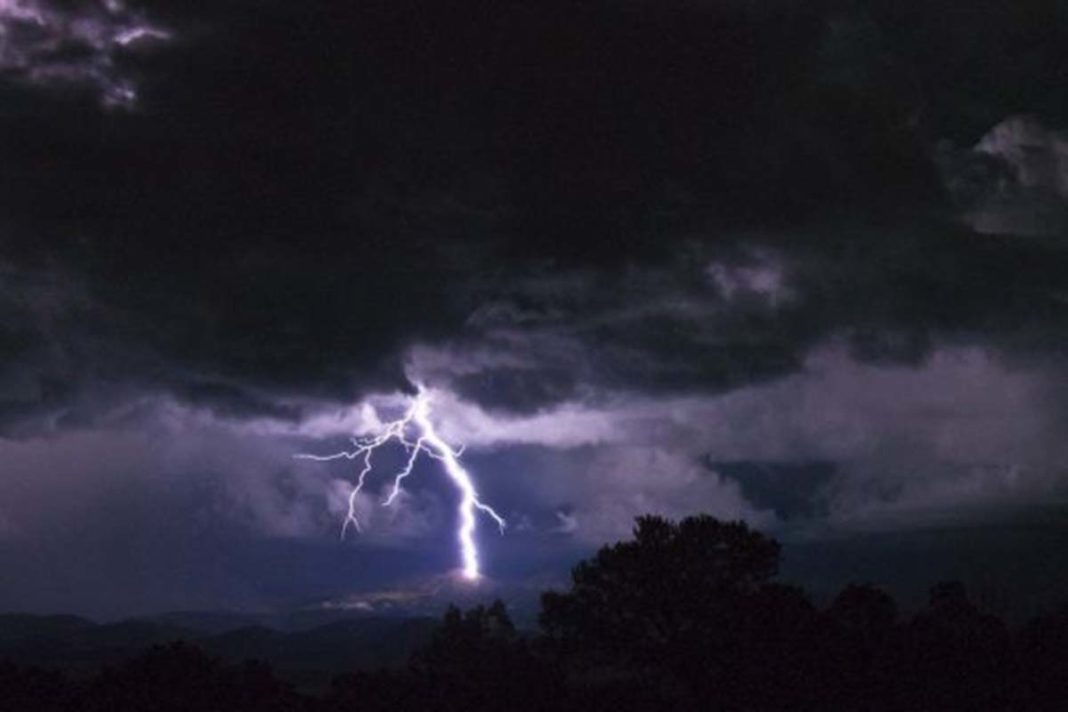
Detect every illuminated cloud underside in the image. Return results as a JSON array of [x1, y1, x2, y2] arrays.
[[297, 386, 505, 580]]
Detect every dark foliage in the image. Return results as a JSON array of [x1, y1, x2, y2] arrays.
[[2, 515, 1067, 711]]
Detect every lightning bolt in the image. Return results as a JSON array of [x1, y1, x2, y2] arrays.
[[296, 385, 504, 580]]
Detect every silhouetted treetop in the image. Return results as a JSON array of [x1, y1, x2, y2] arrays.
[[540, 515, 781, 661], [829, 583, 899, 634], [412, 600, 517, 676]]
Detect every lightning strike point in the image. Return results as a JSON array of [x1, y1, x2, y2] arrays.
[[296, 385, 504, 579]]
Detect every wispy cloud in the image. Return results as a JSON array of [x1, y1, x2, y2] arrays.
[[0, 0, 169, 105]]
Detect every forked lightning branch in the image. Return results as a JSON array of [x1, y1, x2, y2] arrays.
[[296, 386, 505, 580]]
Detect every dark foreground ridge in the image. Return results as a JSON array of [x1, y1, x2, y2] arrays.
[[2, 515, 1067, 711]]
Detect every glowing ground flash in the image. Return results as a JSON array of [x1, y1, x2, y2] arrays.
[[296, 386, 504, 580]]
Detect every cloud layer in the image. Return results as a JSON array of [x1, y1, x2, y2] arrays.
[[0, 0, 169, 105]]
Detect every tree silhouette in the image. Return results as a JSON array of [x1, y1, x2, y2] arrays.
[[0, 662, 72, 712], [540, 514, 783, 708], [899, 581, 1016, 711], [821, 584, 901, 709], [412, 600, 517, 677], [541, 515, 779, 649], [1019, 603, 1068, 711], [401, 600, 559, 712], [81, 643, 301, 712], [829, 583, 898, 634]]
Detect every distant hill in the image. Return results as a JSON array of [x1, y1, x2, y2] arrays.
[[0, 571, 548, 688], [0, 614, 94, 644], [199, 617, 437, 670], [0, 612, 438, 690], [144, 611, 265, 634]]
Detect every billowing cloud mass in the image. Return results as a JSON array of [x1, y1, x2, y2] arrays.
[[3, 0, 1068, 615], [941, 115, 1068, 236], [0, 0, 168, 105]]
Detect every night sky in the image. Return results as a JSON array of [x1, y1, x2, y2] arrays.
[[3, 0, 1068, 620]]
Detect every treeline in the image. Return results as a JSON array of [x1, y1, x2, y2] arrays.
[[2, 515, 1067, 711]]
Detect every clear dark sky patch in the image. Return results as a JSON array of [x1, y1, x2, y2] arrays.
[[713, 460, 836, 522]]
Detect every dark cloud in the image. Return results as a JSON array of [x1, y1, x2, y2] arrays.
[[16, 0, 1068, 428], [412, 218, 1068, 420], [0, 0, 970, 431], [0, 0, 169, 106], [939, 115, 1068, 236], [713, 460, 836, 522]]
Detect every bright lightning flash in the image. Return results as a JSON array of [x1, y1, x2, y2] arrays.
[[296, 386, 504, 580]]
